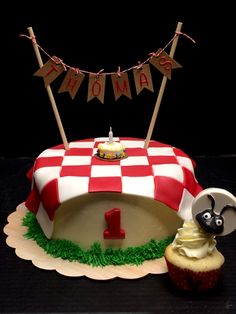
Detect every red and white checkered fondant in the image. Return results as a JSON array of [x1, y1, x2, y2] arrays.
[[25, 138, 202, 238]]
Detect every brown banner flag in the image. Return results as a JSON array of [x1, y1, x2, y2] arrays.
[[111, 72, 132, 100], [87, 74, 106, 104], [58, 68, 85, 99], [133, 64, 154, 95], [34, 56, 65, 87], [149, 49, 182, 80]]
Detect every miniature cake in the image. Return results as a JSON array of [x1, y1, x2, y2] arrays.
[[24, 137, 202, 266], [97, 141, 126, 160], [96, 128, 126, 160]]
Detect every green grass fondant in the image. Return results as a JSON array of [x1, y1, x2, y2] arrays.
[[22, 212, 173, 267]]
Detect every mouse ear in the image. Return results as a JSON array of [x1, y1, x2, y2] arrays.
[[192, 188, 236, 236]]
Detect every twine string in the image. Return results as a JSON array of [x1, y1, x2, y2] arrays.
[[20, 30, 195, 76]]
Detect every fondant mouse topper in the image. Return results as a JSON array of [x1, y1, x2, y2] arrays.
[[192, 188, 236, 236]]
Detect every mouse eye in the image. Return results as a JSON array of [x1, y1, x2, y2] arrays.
[[203, 212, 211, 220], [216, 218, 223, 226]]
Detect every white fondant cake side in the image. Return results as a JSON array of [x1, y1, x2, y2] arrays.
[[52, 193, 183, 249], [36, 204, 54, 238]]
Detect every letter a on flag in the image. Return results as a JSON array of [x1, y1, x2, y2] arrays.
[[133, 64, 154, 95]]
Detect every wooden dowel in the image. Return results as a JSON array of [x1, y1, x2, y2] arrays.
[[144, 22, 183, 148], [27, 26, 69, 150]]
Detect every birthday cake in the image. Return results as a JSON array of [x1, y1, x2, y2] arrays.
[[23, 136, 202, 266], [96, 128, 126, 160], [97, 141, 126, 160]]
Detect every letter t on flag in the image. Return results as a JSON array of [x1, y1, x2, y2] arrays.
[[34, 56, 65, 87]]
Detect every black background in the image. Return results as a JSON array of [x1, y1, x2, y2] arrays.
[[1, 2, 236, 313], [1, 1, 235, 158]]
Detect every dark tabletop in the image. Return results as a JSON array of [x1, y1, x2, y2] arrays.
[[0, 156, 236, 313]]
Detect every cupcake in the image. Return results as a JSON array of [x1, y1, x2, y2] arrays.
[[165, 220, 225, 292]]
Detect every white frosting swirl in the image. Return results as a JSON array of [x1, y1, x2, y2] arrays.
[[172, 220, 216, 258]]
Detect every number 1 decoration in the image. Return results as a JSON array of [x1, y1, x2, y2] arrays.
[[104, 208, 125, 239]]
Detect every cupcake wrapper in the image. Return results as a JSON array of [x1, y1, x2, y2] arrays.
[[165, 259, 222, 292]]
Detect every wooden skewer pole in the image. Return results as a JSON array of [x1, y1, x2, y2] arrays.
[[144, 21, 183, 149], [27, 26, 69, 150]]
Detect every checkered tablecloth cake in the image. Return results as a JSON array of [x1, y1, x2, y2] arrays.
[[25, 137, 202, 225]]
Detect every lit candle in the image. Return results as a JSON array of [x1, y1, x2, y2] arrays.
[[109, 127, 113, 144]]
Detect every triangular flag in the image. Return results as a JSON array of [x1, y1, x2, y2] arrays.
[[87, 74, 106, 104], [111, 72, 132, 100], [34, 56, 65, 86], [58, 68, 85, 99], [149, 49, 182, 80], [133, 64, 154, 95]]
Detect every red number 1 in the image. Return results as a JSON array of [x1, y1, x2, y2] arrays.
[[104, 208, 125, 239]]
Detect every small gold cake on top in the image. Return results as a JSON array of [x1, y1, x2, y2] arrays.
[[97, 128, 126, 160], [97, 142, 126, 159]]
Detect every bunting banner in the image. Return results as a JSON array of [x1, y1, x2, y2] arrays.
[[111, 72, 132, 100], [34, 56, 66, 87], [33, 51, 181, 103], [20, 30, 196, 103], [87, 74, 106, 104], [149, 49, 182, 80], [133, 64, 154, 95], [58, 68, 85, 100]]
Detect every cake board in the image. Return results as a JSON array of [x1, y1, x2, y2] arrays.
[[3, 203, 168, 280]]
